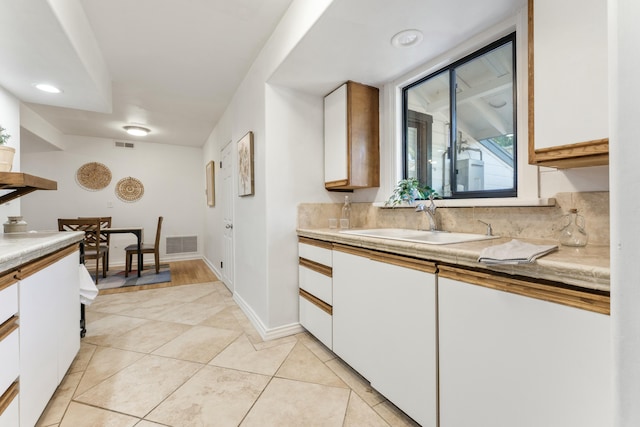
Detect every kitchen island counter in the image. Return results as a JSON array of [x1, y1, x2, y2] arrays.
[[0, 231, 84, 274]]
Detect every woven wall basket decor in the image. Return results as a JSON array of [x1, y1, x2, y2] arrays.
[[76, 162, 112, 191], [115, 176, 144, 202]]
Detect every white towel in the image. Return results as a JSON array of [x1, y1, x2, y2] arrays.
[[79, 264, 99, 305], [478, 239, 558, 265]]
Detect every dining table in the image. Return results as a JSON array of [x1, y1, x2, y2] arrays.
[[102, 226, 143, 277]]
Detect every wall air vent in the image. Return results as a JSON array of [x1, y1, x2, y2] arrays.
[[115, 141, 135, 149], [166, 236, 197, 254]]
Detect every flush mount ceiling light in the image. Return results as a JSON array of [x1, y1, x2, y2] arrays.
[[123, 125, 150, 136], [34, 83, 62, 94], [391, 29, 424, 48]]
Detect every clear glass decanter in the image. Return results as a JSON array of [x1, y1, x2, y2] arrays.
[[559, 208, 588, 247], [341, 195, 351, 229]]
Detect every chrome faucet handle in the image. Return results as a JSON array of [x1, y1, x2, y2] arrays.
[[477, 220, 492, 236], [417, 192, 436, 214]]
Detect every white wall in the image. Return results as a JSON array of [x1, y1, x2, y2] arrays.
[[265, 85, 325, 328], [202, 0, 335, 337], [0, 85, 21, 220], [21, 135, 205, 268], [610, 0, 640, 425], [539, 166, 610, 197]]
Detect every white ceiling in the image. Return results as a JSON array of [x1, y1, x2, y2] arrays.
[[270, 0, 526, 96], [0, 0, 526, 149]]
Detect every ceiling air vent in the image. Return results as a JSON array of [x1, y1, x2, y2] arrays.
[[115, 141, 135, 149]]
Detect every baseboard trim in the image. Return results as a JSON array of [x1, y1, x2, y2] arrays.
[[233, 292, 304, 341], [202, 256, 221, 279]]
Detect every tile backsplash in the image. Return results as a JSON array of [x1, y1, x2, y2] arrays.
[[297, 191, 609, 246]]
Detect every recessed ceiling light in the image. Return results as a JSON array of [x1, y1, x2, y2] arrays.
[[34, 83, 62, 94], [123, 125, 151, 136], [391, 29, 424, 48]]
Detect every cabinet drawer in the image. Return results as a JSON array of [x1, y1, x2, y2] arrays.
[[0, 284, 17, 324], [299, 265, 332, 305], [0, 325, 19, 397], [299, 242, 332, 267], [0, 382, 19, 427], [299, 294, 332, 350]]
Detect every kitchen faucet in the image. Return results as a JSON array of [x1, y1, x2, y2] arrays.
[[415, 194, 438, 231]]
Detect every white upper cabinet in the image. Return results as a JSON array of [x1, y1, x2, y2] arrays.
[[324, 81, 379, 190], [529, 0, 609, 168]]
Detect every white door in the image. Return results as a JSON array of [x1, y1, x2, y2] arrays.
[[221, 142, 234, 292]]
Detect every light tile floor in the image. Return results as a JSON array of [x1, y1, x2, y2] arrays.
[[37, 281, 420, 426]]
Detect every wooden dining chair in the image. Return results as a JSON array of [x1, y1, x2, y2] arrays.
[[125, 216, 163, 277], [79, 216, 111, 271], [58, 217, 108, 284]]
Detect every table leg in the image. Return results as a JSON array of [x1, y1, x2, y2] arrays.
[[137, 231, 142, 277]]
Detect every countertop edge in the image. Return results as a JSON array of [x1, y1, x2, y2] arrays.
[[0, 231, 85, 275]]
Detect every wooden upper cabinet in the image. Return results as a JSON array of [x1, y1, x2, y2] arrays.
[[528, 0, 609, 168], [324, 81, 380, 190]]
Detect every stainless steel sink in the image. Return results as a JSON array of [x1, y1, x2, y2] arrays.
[[339, 228, 499, 245]]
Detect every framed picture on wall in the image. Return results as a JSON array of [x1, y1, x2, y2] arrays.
[[206, 160, 215, 206], [238, 131, 254, 197]]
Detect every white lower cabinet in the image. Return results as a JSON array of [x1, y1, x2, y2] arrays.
[[303, 237, 612, 427], [438, 275, 611, 427], [0, 277, 19, 427], [298, 239, 334, 350], [332, 248, 437, 427], [19, 248, 80, 427]]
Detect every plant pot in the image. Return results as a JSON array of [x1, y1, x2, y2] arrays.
[[0, 146, 15, 172]]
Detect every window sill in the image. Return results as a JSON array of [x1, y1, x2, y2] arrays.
[[373, 198, 556, 209]]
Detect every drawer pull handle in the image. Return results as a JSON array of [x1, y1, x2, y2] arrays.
[[0, 381, 19, 417], [299, 289, 332, 315], [0, 316, 18, 342], [299, 258, 332, 277]]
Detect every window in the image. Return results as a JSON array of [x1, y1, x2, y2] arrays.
[[403, 32, 516, 199]]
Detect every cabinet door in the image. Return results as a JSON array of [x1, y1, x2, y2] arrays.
[[324, 83, 348, 185], [324, 81, 379, 189], [439, 276, 611, 427], [332, 250, 377, 378], [19, 266, 59, 427], [0, 389, 19, 427], [299, 294, 332, 349], [0, 282, 18, 397], [57, 252, 81, 377], [19, 249, 80, 427], [333, 249, 437, 427], [529, 0, 608, 167]]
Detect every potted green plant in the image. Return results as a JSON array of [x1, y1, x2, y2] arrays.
[[0, 126, 15, 172], [385, 178, 437, 207]]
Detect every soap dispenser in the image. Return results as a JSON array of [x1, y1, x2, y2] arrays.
[[559, 208, 588, 247], [341, 195, 351, 229]]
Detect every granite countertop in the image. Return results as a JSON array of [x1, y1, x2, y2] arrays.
[[297, 228, 610, 292], [0, 231, 85, 274]]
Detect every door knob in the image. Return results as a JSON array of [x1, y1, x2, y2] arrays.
[[225, 224, 233, 229]]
